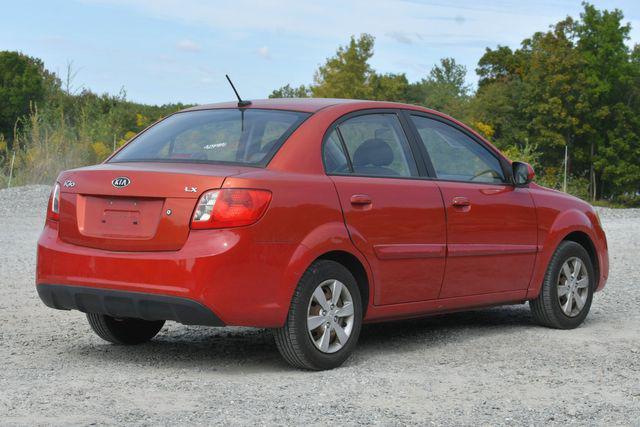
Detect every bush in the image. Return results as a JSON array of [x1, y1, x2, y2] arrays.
[[2, 91, 185, 186], [612, 193, 640, 207]]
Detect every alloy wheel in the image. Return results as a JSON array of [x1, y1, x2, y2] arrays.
[[306, 279, 355, 353], [557, 257, 590, 317]]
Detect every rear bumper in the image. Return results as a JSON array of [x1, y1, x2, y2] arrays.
[[37, 284, 224, 326], [36, 220, 299, 327]]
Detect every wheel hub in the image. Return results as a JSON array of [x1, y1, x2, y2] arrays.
[[557, 257, 589, 318], [306, 279, 355, 354]]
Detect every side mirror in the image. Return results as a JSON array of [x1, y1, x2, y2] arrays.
[[512, 161, 535, 187]]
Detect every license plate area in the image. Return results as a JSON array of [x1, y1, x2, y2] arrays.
[[103, 209, 140, 226], [77, 196, 163, 239]]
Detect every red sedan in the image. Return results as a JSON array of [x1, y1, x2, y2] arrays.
[[36, 98, 609, 370]]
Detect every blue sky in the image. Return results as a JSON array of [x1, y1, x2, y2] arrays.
[[2, 0, 639, 105]]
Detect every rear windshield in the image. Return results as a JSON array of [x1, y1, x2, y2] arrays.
[[109, 109, 310, 166]]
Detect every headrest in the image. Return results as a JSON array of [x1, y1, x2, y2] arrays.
[[352, 138, 394, 167]]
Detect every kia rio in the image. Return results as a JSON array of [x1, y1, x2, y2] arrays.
[[36, 98, 609, 370]]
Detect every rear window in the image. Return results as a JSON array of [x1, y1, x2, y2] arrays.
[[109, 109, 310, 166]]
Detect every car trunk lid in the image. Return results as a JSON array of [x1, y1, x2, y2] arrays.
[[56, 162, 253, 251]]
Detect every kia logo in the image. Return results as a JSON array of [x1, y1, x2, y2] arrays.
[[112, 177, 131, 188]]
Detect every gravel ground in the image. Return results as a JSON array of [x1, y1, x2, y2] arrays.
[[0, 185, 638, 426]]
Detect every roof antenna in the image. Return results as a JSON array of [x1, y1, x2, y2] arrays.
[[225, 74, 252, 107]]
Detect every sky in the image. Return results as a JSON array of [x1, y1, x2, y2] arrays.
[[2, 0, 639, 106]]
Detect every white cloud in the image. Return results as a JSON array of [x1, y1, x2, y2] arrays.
[[257, 46, 271, 59], [79, 0, 640, 54], [78, 0, 639, 92], [175, 38, 201, 52], [80, 0, 565, 48], [387, 32, 414, 45]]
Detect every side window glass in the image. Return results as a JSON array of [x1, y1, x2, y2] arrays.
[[337, 114, 417, 177], [410, 115, 505, 183], [323, 130, 350, 174]]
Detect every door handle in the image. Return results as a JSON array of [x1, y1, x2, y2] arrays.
[[350, 194, 372, 205], [452, 196, 471, 207]]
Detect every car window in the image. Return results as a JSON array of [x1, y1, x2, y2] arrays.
[[110, 109, 309, 166], [334, 114, 417, 177], [410, 115, 505, 183], [323, 130, 350, 174]]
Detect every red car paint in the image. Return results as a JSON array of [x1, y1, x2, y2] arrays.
[[36, 99, 608, 327]]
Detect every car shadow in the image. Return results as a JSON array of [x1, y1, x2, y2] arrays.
[[358, 304, 535, 354], [77, 325, 289, 373], [74, 303, 544, 372]]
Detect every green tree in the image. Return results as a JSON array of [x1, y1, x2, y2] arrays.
[[473, 3, 640, 201], [476, 46, 522, 87], [269, 84, 311, 98], [409, 58, 471, 118], [274, 34, 411, 103], [470, 79, 529, 149], [573, 3, 637, 199], [369, 73, 409, 102], [0, 51, 59, 142], [312, 34, 375, 99]]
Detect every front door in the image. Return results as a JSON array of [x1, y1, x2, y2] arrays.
[[407, 113, 538, 298], [323, 112, 447, 305]]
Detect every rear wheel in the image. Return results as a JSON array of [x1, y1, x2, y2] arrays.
[[86, 313, 165, 344], [274, 260, 363, 370], [530, 241, 595, 329]]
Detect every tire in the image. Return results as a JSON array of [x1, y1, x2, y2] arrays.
[[274, 260, 363, 370], [530, 241, 595, 329], [86, 313, 165, 345]]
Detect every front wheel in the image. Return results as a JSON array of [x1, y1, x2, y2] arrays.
[[86, 313, 165, 345], [530, 241, 595, 329], [274, 260, 363, 370]]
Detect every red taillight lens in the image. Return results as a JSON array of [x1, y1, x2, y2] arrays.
[[47, 183, 61, 221], [191, 189, 272, 229]]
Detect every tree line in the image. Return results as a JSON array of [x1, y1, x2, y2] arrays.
[[270, 3, 640, 205], [0, 55, 185, 186], [1, 3, 638, 205]]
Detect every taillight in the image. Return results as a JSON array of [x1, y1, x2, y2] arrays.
[[191, 189, 272, 229], [48, 182, 60, 221]]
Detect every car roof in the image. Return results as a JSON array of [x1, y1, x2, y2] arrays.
[[174, 98, 506, 168], [180, 97, 493, 151], [182, 98, 430, 114]]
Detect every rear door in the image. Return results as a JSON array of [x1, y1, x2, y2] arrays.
[[325, 111, 447, 305], [406, 113, 537, 298]]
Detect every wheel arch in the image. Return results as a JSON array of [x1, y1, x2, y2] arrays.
[[277, 221, 374, 326], [316, 250, 370, 318], [526, 207, 601, 299], [561, 230, 599, 290]]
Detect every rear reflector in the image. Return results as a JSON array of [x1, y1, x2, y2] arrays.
[[48, 183, 60, 221], [191, 189, 272, 229]]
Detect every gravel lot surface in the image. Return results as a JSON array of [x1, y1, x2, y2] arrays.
[[0, 185, 638, 426]]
